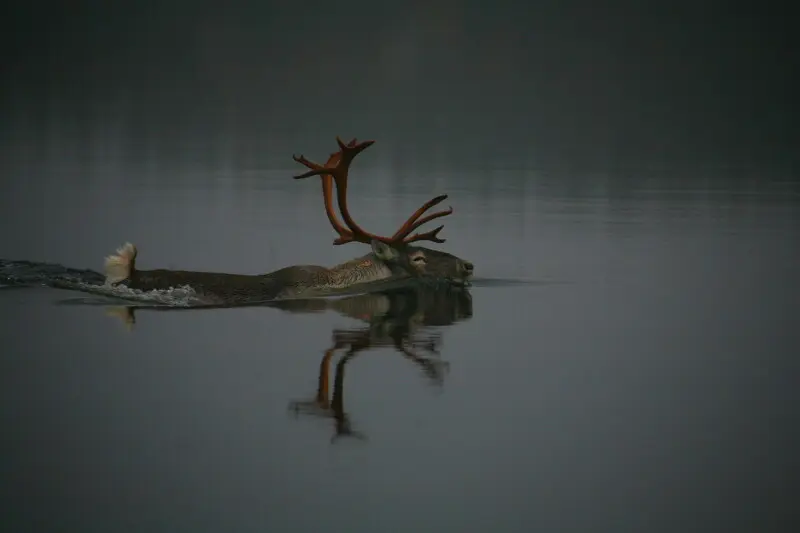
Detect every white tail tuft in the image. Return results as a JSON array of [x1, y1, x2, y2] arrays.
[[104, 242, 137, 285]]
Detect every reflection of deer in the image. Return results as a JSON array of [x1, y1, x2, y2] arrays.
[[102, 283, 472, 442], [285, 284, 472, 442]]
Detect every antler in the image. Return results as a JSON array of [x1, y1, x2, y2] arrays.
[[292, 137, 453, 247], [294, 138, 360, 245]]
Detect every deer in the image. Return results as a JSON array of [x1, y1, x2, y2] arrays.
[[97, 137, 474, 306], [286, 282, 472, 442]]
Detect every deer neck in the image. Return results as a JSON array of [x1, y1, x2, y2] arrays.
[[326, 253, 401, 287]]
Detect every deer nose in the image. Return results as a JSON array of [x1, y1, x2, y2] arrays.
[[462, 261, 474, 274]]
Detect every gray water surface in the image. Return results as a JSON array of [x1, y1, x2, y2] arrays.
[[1, 148, 797, 532]]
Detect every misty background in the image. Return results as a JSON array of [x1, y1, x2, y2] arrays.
[[2, 0, 796, 171]]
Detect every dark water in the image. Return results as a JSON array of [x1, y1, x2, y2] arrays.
[[2, 3, 798, 532], [1, 146, 798, 532]]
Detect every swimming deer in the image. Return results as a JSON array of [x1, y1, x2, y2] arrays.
[[102, 137, 474, 305]]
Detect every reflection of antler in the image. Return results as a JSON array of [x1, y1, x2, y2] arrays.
[[288, 347, 367, 442], [287, 284, 472, 442]]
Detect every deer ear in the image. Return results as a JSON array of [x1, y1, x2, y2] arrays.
[[371, 239, 399, 261]]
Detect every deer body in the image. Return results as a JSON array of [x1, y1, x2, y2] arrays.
[[121, 263, 390, 304], [104, 241, 441, 304]]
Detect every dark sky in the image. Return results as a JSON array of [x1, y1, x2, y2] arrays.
[[1, 0, 796, 166]]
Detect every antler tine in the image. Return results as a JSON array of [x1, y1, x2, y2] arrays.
[[403, 225, 447, 244], [292, 138, 358, 176], [391, 194, 447, 237], [389, 194, 454, 242], [292, 137, 375, 181], [399, 208, 453, 241]]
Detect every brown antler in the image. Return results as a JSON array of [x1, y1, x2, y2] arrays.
[[294, 138, 360, 245], [292, 137, 453, 246]]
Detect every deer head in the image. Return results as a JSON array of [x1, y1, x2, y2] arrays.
[[293, 137, 474, 286]]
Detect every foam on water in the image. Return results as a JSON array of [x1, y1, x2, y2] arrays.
[[1, 258, 205, 307], [62, 281, 204, 307]]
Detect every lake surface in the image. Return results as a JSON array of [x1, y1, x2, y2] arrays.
[[1, 141, 798, 532]]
